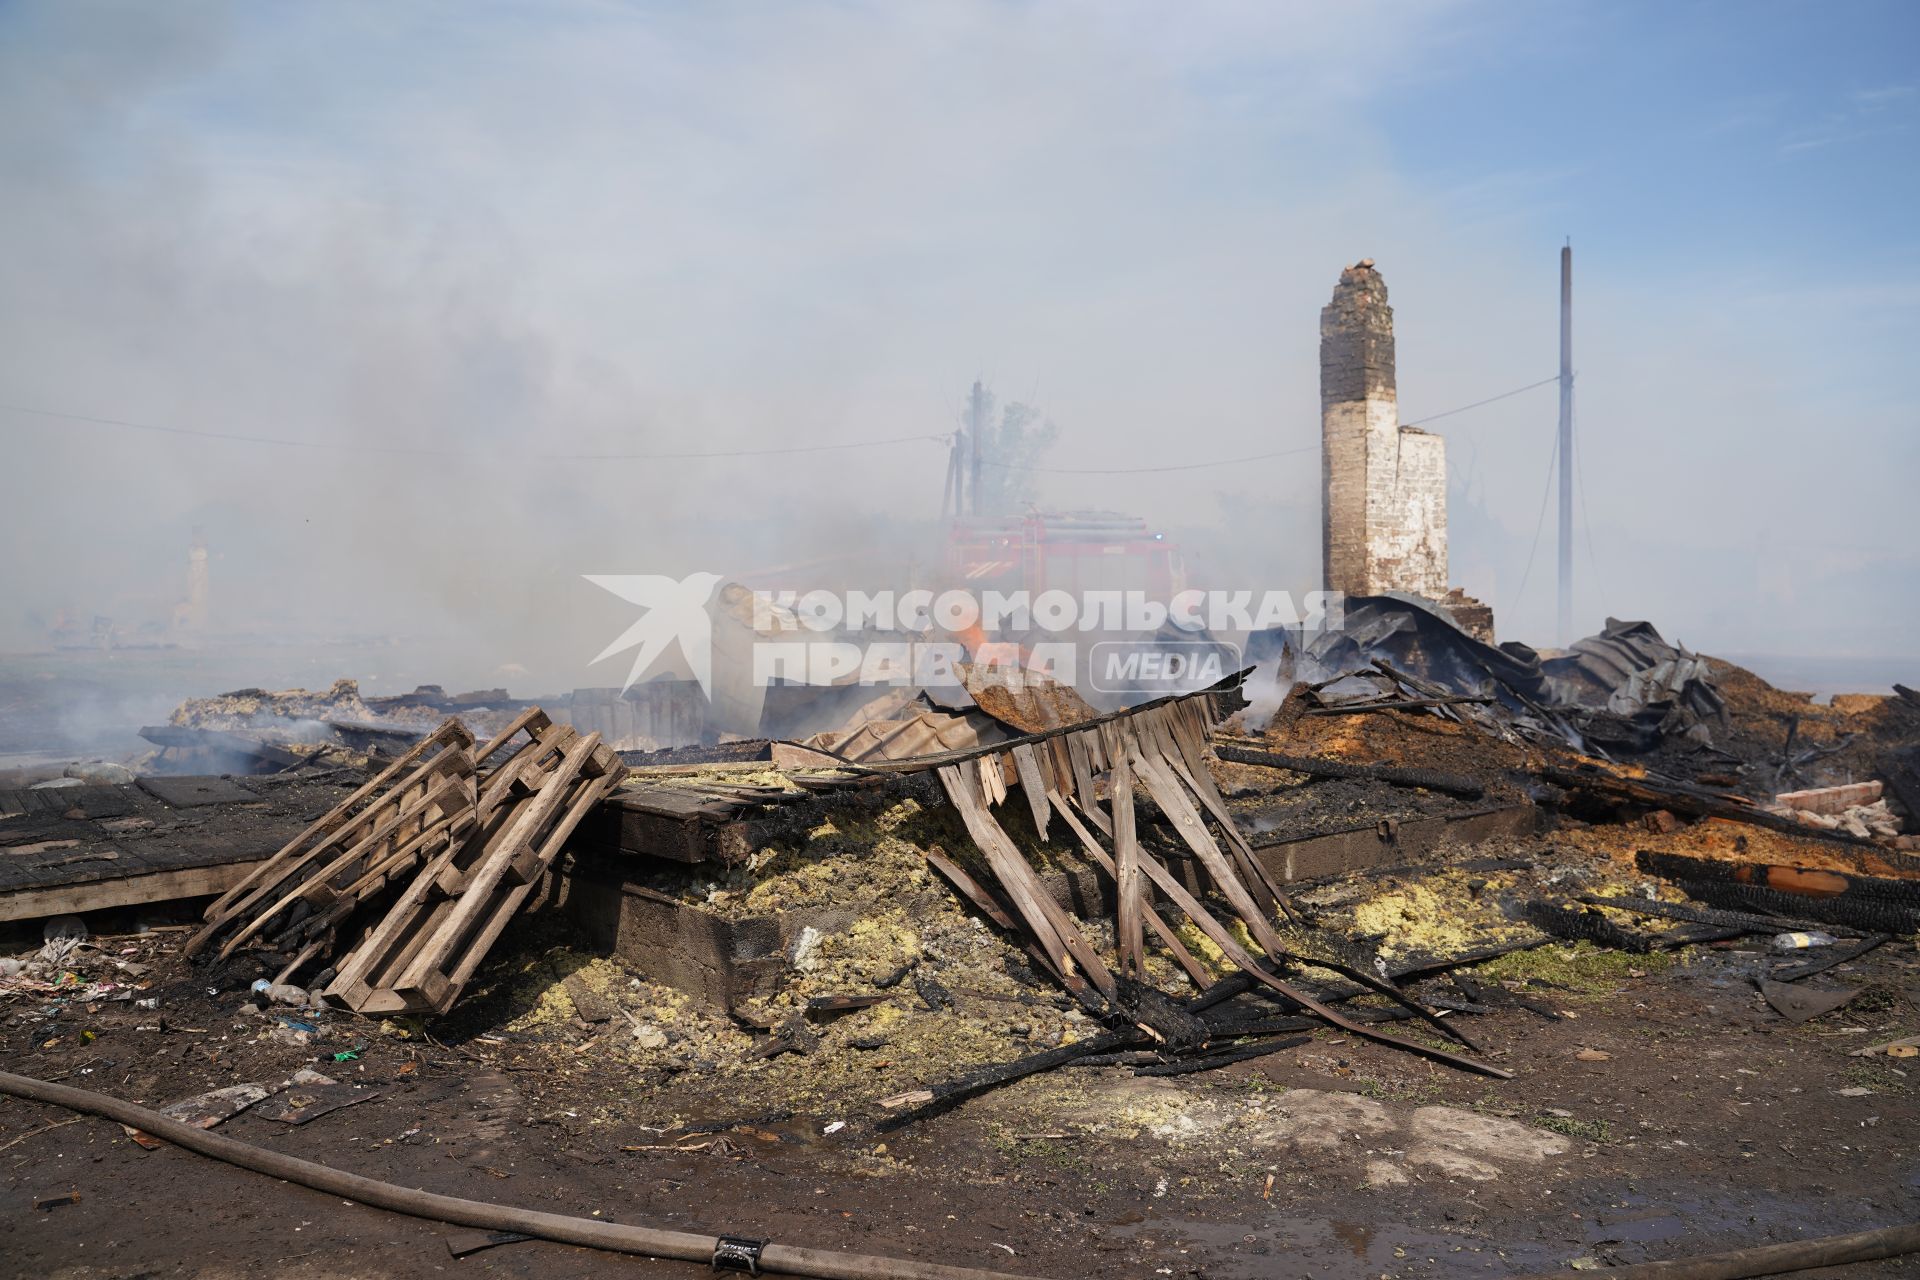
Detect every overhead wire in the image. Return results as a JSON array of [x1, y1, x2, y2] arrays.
[[1572, 390, 1612, 619], [0, 401, 947, 462], [1505, 417, 1560, 618], [976, 444, 1318, 475], [4, 373, 1558, 474], [981, 375, 1556, 473], [1401, 376, 1559, 428]]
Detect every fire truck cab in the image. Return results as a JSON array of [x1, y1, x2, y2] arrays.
[[944, 510, 1184, 603]]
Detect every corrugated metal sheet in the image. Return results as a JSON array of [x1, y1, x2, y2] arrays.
[[802, 708, 1010, 763]]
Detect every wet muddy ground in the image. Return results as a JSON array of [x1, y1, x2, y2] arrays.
[[3, 919, 1916, 1280]]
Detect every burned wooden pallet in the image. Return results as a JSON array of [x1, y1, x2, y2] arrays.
[[334, 722, 624, 1015], [184, 709, 627, 1016]]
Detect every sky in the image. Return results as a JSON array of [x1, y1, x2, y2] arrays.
[[0, 0, 1915, 699]]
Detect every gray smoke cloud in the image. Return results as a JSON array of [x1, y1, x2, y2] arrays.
[[0, 1, 1913, 731]]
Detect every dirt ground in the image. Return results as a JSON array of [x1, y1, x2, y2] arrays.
[[3, 902, 1917, 1280]]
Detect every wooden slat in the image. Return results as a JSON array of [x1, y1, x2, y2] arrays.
[[473, 706, 550, 767], [923, 846, 1087, 997], [0, 860, 267, 923], [938, 762, 1114, 1000], [1065, 732, 1110, 837], [427, 767, 628, 1010], [1124, 835, 1507, 1078], [190, 721, 474, 950], [1149, 705, 1286, 914], [1126, 734, 1286, 958], [1098, 722, 1145, 979], [1053, 795, 1210, 991], [1009, 743, 1053, 841], [215, 757, 475, 959], [389, 732, 602, 1004], [321, 841, 466, 1009]]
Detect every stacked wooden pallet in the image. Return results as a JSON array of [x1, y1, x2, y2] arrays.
[[186, 709, 626, 1015]]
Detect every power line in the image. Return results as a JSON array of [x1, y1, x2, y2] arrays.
[[977, 444, 1318, 475], [1505, 419, 1560, 619], [5, 370, 1559, 473], [0, 401, 947, 462], [1402, 376, 1559, 427], [984, 375, 1560, 474], [1573, 397, 1611, 620]]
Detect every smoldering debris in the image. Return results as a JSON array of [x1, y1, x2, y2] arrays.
[[3, 601, 1919, 1280]]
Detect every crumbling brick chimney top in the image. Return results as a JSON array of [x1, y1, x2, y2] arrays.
[[1320, 259, 1451, 604], [1321, 261, 1394, 409]]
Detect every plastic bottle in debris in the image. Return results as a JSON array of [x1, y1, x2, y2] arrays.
[[1771, 931, 1838, 951], [251, 979, 311, 1007]]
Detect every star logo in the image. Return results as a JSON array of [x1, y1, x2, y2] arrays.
[[584, 572, 725, 698]]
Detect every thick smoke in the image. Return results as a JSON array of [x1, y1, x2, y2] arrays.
[[1, 1, 1914, 755]]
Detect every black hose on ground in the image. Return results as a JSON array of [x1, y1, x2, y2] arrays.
[[0, 1069, 1040, 1280]]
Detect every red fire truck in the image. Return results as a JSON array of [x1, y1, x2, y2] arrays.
[[944, 510, 1185, 602]]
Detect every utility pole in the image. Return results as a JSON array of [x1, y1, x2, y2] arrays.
[[968, 380, 987, 516], [940, 430, 959, 520], [1557, 243, 1573, 647]]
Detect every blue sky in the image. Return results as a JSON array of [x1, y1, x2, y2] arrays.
[[1380, 2, 1918, 281], [0, 1, 1914, 687]]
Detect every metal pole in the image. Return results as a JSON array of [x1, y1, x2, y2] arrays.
[[968, 380, 986, 516], [940, 431, 958, 520], [1557, 244, 1573, 647]]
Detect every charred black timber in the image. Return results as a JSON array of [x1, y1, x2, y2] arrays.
[[1132, 1034, 1313, 1077], [1065, 1050, 1167, 1069], [1882, 747, 1920, 829], [885, 994, 1434, 1126], [1669, 878, 1920, 936], [1173, 949, 1478, 1051], [1213, 745, 1484, 800], [1579, 893, 1863, 938], [1185, 935, 1557, 1016], [876, 1029, 1135, 1130], [1306, 695, 1495, 717], [1520, 900, 1654, 953], [1634, 851, 1920, 908], [1540, 765, 1887, 851]]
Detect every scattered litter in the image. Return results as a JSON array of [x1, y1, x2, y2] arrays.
[[1757, 978, 1859, 1025], [1772, 932, 1838, 952], [253, 1080, 384, 1126], [445, 1228, 534, 1258]]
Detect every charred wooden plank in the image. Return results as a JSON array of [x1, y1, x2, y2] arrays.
[[1214, 744, 1485, 799], [1579, 893, 1859, 938]]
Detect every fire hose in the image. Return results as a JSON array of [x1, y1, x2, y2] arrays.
[[1512, 1220, 1920, 1280], [0, 1068, 1039, 1280]]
